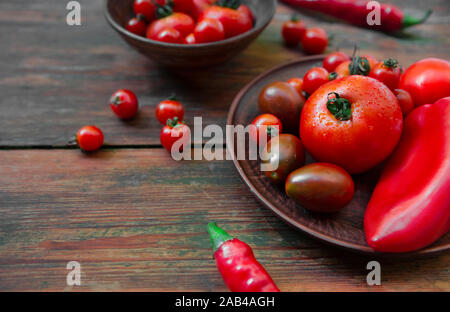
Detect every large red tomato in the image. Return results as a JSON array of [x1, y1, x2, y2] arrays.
[[300, 76, 403, 174], [399, 58, 450, 107]]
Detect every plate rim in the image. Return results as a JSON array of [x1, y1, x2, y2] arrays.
[[226, 56, 450, 257]]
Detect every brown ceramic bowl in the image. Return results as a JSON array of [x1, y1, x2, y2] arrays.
[[105, 0, 276, 68]]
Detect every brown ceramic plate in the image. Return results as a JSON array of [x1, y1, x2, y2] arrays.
[[227, 55, 450, 256]]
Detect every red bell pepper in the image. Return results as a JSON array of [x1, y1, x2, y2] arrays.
[[364, 97, 450, 253], [281, 0, 432, 33], [207, 222, 280, 292]]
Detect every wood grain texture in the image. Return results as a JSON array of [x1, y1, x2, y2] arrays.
[[0, 0, 448, 146], [0, 150, 448, 291]]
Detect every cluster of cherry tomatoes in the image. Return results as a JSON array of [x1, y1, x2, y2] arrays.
[[126, 0, 254, 44], [282, 15, 328, 54], [74, 89, 190, 153], [249, 49, 440, 213]]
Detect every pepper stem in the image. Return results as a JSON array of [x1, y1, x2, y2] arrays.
[[403, 9, 432, 29], [207, 222, 234, 253]]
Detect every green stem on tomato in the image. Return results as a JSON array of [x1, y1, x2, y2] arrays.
[[327, 92, 352, 121]]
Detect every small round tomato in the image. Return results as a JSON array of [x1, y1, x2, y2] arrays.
[[301, 27, 328, 55], [394, 89, 414, 116], [323, 51, 351, 72], [126, 14, 147, 37], [302, 67, 337, 95], [399, 58, 450, 107], [335, 60, 351, 78], [249, 114, 283, 145], [147, 12, 195, 39], [285, 163, 355, 213], [282, 16, 306, 46], [191, 0, 214, 20], [287, 77, 306, 100], [258, 81, 305, 133], [134, 0, 164, 21], [194, 18, 225, 43], [238, 4, 253, 23], [110, 89, 139, 119], [156, 97, 185, 125], [184, 33, 196, 44], [199, 5, 252, 38], [369, 59, 402, 91], [261, 134, 305, 184], [160, 119, 191, 152], [300, 76, 403, 174], [76, 125, 104, 152], [155, 27, 183, 43]]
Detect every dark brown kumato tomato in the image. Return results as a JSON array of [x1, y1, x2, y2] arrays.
[[285, 163, 355, 213], [261, 134, 305, 184], [258, 82, 305, 133]]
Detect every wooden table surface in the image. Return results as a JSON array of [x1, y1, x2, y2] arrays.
[[0, 0, 449, 291]]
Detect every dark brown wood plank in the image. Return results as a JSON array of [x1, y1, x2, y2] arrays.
[[0, 149, 448, 291], [0, 0, 449, 146]]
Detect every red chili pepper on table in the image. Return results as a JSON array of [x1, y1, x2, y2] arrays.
[[281, 0, 432, 33], [207, 222, 280, 292], [364, 97, 450, 253]]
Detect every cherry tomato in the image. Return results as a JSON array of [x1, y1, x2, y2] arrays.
[[134, 0, 164, 21], [160, 119, 191, 153], [249, 114, 283, 145], [194, 18, 225, 43], [258, 81, 305, 133], [285, 163, 355, 213], [287, 77, 306, 100], [147, 12, 195, 39], [184, 33, 196, 44], [261, 134, 305, 184], [172, 0, 195, 15], [238, 5, 254, 23], [76, 126, 104, 152], [302, 67, 336, 95], [126, 14, 147, 37], [155, 27, 183, 43], [110, 89, 139, 119], [300, 76, 403, 174], [282, 16, 306, 46], [301, 27, 328, 55], [323, 51, 351, 72], [199, 5, 252, 38], [369, 59, 402, 91], [394, 89, 414, 116], [399, 58, 450, 107], [191, 0, 214, 20], [335, 60, 351, 78], [156, 97, 185, 125]]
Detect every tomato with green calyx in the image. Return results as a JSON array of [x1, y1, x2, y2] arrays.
[[110, 89, 139, 120], [147, 3, 195, 39], [261, 134, 305, 184], [249, 114, 283, 145], [369, 58, 402, 91], [134, 0, 164, 22], [285, 163, 354, 213], [156, 96, 185, 125], [300, 76, 403, 174], [258, 81, 305, 133], [282, 15, 306, 46], [302, 67, 337, 95], [160, 117, 191, 152]]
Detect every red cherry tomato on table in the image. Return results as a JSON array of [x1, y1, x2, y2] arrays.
[[282, 16, 306, 46], [238, 5, 254, 23], [194, 18, 225, 43], [302, 67, 336, 95], [184, 33, 196, 44], [300, 76, 403, 174], [134, 0, 164, 22], [249, 114, 283, 145], [160, 119, 191, 153], [323, 52, 351, 72], [199, 5, 252, 38], [301, 27, 328, 55], [110, 89, 139, 119], [155, 27, 183, 43], [126, 14, 147, 37], [156, 97, 185, 125], [369, 59, 402, 91], [76, 126, 104, 152], [399, 58, 450, 107], [147, 12, 195, 39], [394, 89, 414, 116]]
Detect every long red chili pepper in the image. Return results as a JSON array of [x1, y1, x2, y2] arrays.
[[207, 222, 280, 292], [281, 0, 432, 32], [364, 97, 450, 253]]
